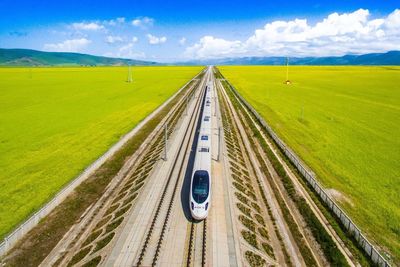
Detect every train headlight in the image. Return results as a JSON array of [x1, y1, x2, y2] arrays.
[[205, 203, 209, 210], [191, 202, 194, 210]]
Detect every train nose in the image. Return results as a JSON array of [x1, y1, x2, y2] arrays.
[[191, 204, 207, 220], [192, 210, 205, 220], [192, 206, 205, 220]]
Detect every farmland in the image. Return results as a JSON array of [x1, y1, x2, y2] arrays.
[[0, 66, 202, 239], [219, 66, 400, 260]]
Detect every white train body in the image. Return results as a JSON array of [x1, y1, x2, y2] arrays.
[[190, 81, 212, 220]]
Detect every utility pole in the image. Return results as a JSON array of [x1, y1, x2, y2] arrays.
[[284, 57, 292, 85], [127, 65, 133, 83], [164, 123, 168, 161], [213, 96, 216, 117], [217, 126, 221, 162], [185, 96, 189, 116], [213, 82, 217, 117], [286, 57, 289, 81]]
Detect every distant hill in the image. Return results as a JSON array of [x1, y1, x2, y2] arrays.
[[0, 48, 157, 66], [1, 48, 399, 66], [186, 51, 400, 65]]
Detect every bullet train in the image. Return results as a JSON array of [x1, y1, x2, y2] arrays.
[[190, 81, 212, 220]]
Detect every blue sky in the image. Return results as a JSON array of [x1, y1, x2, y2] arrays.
[[0, 0, 399, 62]]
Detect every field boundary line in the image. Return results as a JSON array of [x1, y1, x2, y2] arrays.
[[219, 76, 391, 267], [0, 69, 205, 258]]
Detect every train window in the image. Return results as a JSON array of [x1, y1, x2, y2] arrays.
[[199, 147, 209, 152], [192, 170, 209, 204], [201, 135, 208, 140]]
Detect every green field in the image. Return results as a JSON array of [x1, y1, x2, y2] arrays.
[[219, 66, 400, 261], [0, 66, 202, 238]]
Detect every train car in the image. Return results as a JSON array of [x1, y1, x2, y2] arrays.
[[190, 82, 213, 220]]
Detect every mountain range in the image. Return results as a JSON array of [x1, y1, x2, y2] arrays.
[[0, 48, 157, 66], [187, 51, 400, 65], [0, 48, 399, 66]]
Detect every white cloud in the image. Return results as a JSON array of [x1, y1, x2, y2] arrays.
[[117, 17, 126, 23], [106, 35, 124, 44], [106, 17, 126, 26], [132, 17, 154, 28], [104, 39, 144, 59], [185, 8, 400, 59], [147, 34, 167, 45], [179, 37, 187, 45], [184, 36, 244, 58], [43, 38, 91, 52], [116, 43, 146, 59], [72, 22, 104, 31], [385, 9, 400, 31]]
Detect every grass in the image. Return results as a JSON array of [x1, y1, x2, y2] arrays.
[[82, 229, 102, 247], [0, 66, 202, 239], [67, 246, 92, 267], [219, 66, 400, 261], [262, 242, 275, 259], [237, 202, 252, 217], [222, 73, 350, 266], [239, 215, 256, 232], [258, 227, 269, 240], [2, 77, 196, 266], [93, 232, 115, 253], [242, 230, 258, 249], [81, 256, 101, 267], [245, 251, 266, 267]]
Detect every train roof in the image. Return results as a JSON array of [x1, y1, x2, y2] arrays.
[[192, 85, 212, 173]]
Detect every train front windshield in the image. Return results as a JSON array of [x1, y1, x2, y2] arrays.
[[192, 170, 209, 204]]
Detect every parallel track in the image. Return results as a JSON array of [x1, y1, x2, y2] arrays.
[[44, 73, 203, 267], [185, 73, 214, 267], [135, 69, 210, 267], [186, 219, 207, 267]]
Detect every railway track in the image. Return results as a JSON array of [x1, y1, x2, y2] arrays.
[[135, 69, 210, 267], [47, 67, 355, 267], [216, 79, 296, 266], [186, 219, 207, 267], [220, 77, 330, 266], [40, 70, 205, 267], [217, 69, 356, 266], [37, 67, 359, 267], [229, 86, 358, 265]]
